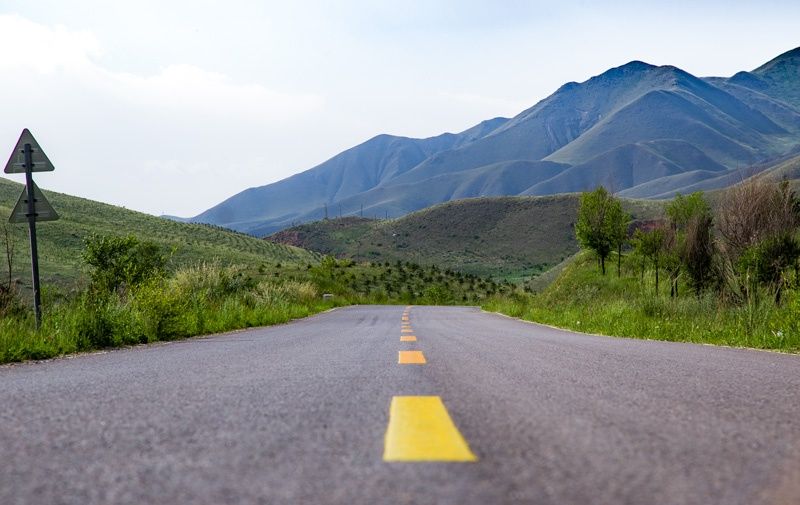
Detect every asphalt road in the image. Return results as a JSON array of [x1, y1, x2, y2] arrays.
[[2, 305, 800, 505]]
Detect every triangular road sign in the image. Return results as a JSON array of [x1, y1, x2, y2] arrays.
[[4, 128, 55, 174], [9, 182, 59, 223]]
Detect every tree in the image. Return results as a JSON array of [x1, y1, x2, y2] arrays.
[[633, 226, 667, 294], [666, 192, 710, 229], [717, 180, 798, 260], [683, 213, 715, 293], [717, 180, 800, 302], [739, 232, 800, 303], [575, 187, 627, 275], [665, 192, 713, 297], [607, 202, 631, 277]]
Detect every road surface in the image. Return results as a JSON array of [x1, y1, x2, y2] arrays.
[[1, 305, 799, 504]]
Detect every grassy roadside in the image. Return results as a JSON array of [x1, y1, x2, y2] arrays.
[[0, 264, 338, 364], [484, 252, 800, 352], [0, 256, 508, 365]]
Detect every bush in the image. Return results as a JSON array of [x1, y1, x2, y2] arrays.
[[0, 284, 25, 318], [82, 235, 167, 294], [70, 292, 123, 349], [171, 262, 255, 302], [738, 233, 800, 303], [131, 278, 188, 342]]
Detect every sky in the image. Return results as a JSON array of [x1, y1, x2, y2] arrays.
[[0, 1, 798, 217]]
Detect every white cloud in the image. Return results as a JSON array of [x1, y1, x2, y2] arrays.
[[0, 14, 102, 73], [107, 64, 322, 118], [0, 14, 325, 216], [0, 14, 321, 120]]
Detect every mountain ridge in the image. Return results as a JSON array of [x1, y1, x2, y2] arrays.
[[186, 47, 800, 236]]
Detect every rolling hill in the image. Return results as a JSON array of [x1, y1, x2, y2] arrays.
[[0, 177, 318, 288], [187, 46, 800, 236], [266, 195, 663, 280]]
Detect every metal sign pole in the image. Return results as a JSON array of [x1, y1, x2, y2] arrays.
[[23, 143, 42, 328]]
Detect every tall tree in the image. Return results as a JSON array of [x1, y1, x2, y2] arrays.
[[575, 187, 628, 275], [665, 192, 712, 297], [633, 226, 667, 294], [607, 201, 631, 277]]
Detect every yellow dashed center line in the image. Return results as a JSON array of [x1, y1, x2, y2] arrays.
[[383, 396, 477, 462], [398, 350, 426, 364], [400, 335, 417, 342]]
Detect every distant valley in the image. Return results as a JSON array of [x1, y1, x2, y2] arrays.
[[183, 47, 800, 236]]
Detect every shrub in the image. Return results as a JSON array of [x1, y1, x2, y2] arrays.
[[70, 292, 122, 349], [171, 262, 254, 302], [0, 284, 25, 318], [131, 278, 188, 342], [738, 233, 800, 303], [82, 235, 167, 294]]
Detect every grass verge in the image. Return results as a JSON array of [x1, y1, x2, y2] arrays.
[[0, 257, 507, 364], [484, 252, 800, 352]]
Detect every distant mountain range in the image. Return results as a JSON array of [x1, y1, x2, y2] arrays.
[[184, 47, 800, 236]]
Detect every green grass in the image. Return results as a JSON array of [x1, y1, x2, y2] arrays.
[[0, 176, 515, 365], [0, 176, 319, 290], [268, 195, 664, 280], [0, 263, 340, 363], [484, 251, 800, 352], [0, 255, 508, 364]]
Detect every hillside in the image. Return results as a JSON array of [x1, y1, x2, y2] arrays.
[[188, 46, 800, 236], [267, 195, 663, 280], [0, 177, 318, 288]]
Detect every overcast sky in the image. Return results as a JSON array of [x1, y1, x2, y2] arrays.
[[1, 1, 798, 217]]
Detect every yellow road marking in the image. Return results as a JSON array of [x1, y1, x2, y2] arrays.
[[383, 396, 477, 462], [400, 335, 417, 342], [401, 329, 413, 333], [398, 350, 426, 364]]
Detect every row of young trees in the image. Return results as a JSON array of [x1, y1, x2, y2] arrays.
[[576, 179, 800, 303]]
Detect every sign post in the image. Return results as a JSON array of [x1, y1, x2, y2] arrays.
[[4, 129, 58, 328]]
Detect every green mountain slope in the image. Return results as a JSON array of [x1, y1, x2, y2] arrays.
[[0, 177, 318, 287], [266, 195, 663, 280]]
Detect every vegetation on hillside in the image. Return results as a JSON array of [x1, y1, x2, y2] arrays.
[[0, 176, 317, 288], [268, 195, 662, 281], [487, 179, 800, 351]]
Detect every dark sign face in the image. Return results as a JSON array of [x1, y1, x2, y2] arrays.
[[4, 128, 55, 174], [8, 182, 59, 223]]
